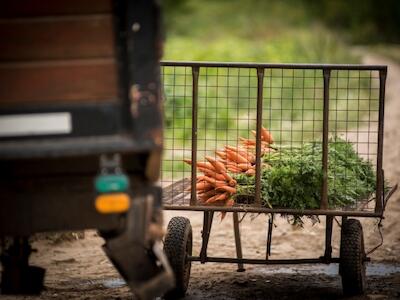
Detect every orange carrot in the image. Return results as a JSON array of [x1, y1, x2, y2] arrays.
[[196, 161, 216, 170], [216, 185, 236, 194], [237, 163, 253, 170], [245, 168, 255, 176], [196, 175, 206, 182], [200, 176, 229, 188], [225, 145, 246, 156], [239, 137, 249, 142], [215, 181, 229, 188], [201, 189, 218, 198], [205, 156, 226, 173], [201, 175, 218, 185], [228, 178, 237, 187], [225, 146, 255, 163], [243, 141, 270, 150], [241, 153, 255, 164], [227, 166, 242, 173], [196, 181, 213, 191], [220, 198, 235, 220], [224, 145, 240, 152], [206, 192, 228, 204], [199, 190, 217, 203], [241, 144, 256, 150], [197, 167, 226, 181], [251, 128, 273, 144], [183, 159, 192, 165], [225, 198, 235, 207], [240, 137, 256, 145], [205, 155, 235, 183], [221, 170, 234, 183], [225, 149, 249, 164], [262, 126, 274, 144], [215, 150, 227, 159], [220, 212, 227, 221], [204, 193, 221, 204]]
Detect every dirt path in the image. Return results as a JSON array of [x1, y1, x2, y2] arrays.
[[2, 53, 400, 299]]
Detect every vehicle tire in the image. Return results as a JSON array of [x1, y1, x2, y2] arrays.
[[163, 216, 192, 299], [339, 218, 366, 296]]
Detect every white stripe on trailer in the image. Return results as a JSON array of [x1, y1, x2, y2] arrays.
[[0, 112, 72, 137]]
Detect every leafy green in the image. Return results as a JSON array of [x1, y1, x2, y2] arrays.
[[233, 138, 376, 214]]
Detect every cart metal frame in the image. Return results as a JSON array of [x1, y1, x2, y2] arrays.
[[161, 61, 397, 270]]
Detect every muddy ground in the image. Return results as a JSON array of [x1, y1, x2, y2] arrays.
[[2, 53, 400, 299], [1, 231, 400, 300]]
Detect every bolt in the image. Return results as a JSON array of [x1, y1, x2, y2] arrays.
[[132, 22, 140, 32]]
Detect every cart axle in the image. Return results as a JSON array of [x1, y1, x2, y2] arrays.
[[189, 256, 356, 265]]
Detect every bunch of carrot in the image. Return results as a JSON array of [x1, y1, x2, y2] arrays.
[[184, 127, 274, 208]]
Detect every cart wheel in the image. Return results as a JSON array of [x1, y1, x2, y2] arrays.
[[339, 218, 366, 296], [163, 216, 192, 299]]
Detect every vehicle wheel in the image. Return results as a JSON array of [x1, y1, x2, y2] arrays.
[[339, 218, 366, 296], [163, 216, 192, 299]]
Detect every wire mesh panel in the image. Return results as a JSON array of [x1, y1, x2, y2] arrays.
[[263, 69, 324, 145], [161, 66, 193, 204], [161, 62, 385, 216], [328, 70, 380, 211]]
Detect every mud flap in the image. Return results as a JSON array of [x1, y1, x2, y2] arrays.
[[102, 187, 174, 300]]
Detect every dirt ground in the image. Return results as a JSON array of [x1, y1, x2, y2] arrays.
[[2, 53, 400, 299]]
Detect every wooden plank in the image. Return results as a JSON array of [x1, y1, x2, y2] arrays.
[[1, 0, 112, 18], [0, 15, 115, 61], [0, 59, 119, 105]]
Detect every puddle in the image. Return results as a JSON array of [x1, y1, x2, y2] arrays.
[[79, 263, 400, 290], [257, 262, 400, 277], [101, 278, 126, 288], [77, 278, 126, 289]]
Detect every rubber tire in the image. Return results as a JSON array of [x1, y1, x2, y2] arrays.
[[339, 218, 366, 296], [163, 217, 192, 299]]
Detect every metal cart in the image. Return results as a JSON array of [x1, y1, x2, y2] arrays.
[[160, 61, 397, 298]]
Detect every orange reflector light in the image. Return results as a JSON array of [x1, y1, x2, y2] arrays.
[[95, 193, 131, 214]]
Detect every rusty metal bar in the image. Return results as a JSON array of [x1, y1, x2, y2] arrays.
[[161, 61, 386, 71], [199, 211, 214, 263], [320, 69, 331, 209], [255, 68, 264, 205], [188, 256, 341, 265], [266, 214, 274, 259], [323, 216, 333, 262], [190, 66, 200, 206], [384, 184, 398, 209], [375, 68, 387, 213], [163, 205, 382, 217], [232, 212, 245, 272]]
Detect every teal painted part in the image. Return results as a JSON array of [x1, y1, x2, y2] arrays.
[[95, 174, 129, 193]]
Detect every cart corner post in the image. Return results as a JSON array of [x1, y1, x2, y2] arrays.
[[255, 67, 265, 205], [190, 66, 200, 206], [321, 68, 331, 210], [375, 67, 387, 214]]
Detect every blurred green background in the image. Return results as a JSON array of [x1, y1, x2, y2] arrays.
[[161, 0, 399, 179], [163, 0, 400, 63]]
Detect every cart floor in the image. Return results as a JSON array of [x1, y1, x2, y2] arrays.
[[161, 177, 392, 216]]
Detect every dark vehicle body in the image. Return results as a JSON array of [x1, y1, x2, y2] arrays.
[[0, 1, 173, 298]]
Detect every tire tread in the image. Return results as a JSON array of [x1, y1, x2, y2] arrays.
[[163, 216, 192, 299], [340, 218, 366, 296]]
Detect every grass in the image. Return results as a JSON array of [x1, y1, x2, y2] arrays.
[[161, 0, 379, 179], [164, 0, 359, 64]]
